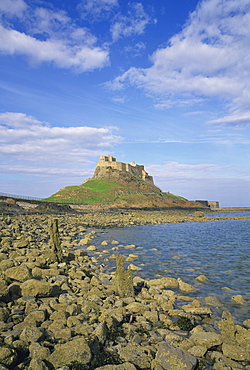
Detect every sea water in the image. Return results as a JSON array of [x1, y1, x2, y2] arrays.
[[90, 213, 250, 324]]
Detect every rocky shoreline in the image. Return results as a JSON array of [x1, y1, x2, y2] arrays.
[[0, 212, 249, 370]]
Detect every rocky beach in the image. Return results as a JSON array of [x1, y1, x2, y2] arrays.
[[0, 201, 250, 370]]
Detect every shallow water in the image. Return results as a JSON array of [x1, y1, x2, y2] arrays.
[[88, 215, 250, 324]]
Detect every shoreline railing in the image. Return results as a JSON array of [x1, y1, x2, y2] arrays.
[[0, 192, 43, 201]]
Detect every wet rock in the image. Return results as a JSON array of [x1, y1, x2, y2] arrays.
[[127, 263, 141, 271], [187, 345, 207, 358], [0, 346, 17, 366], [204, 296, 222, 307], [93, 322, 108, 344], [235, 324, 250, 348], [183, 306, 212, 316], [20, 279, 60, 297], [20, 326, 45, 343], [0, 278, 9, 301], [126, 302, 148, 314], [48, 337, 91, 368], [243, 319, 250, 328], [195, 274, 208, 283], [117, 343, 153, 369], [231, 294, 247, 305], [87, 245, 97, 251], [28, 358, 49, 370], [5, 264, 33, 282], [24, 309, 46, 326], [95, 363, 137, 370], [209, 351, 245, 370], [29, 342, 50, 361], [13, 239, 29, 249], [189, 331, 222, 348], [0, 259, 14, 272], [152, 341, 197, 370], [147, 277, 179, 289], [222, 342, 250, 361], [218, 310, 237, 345], [177, 278, 196, 293]]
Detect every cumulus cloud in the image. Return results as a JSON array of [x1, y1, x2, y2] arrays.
[[110, 3, 151, 41], [0, 112, 122, 165], [0, 1, 109, 71], [109, 0, 250, 126], [77, 0, 118, 21]]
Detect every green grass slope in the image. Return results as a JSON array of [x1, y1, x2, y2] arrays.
[[43, 170, 202, 209], [43, 179, 125, 204]]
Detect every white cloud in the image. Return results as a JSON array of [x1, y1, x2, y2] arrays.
[[207, 112, 250, 128], [78, 0, 118, 21], [0, 0, 27, 17], [0, 164, 93, 177], [148, 161, 222, 181], [0, 112, 43, 127], [0, 2, 109, 72], [110, 0, 250, 126], [0, 112, 122, 165], [110, 3, 151, 41], [124, 41, 146, 57]]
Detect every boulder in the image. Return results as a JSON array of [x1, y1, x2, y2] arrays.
[[0, 346, 17, 366], [48, 337, 91, 368], [183, 307, 212, 316], [190, 331, 222, 349], [93, 322, 108, 344], [87, 245, 97, 251], [20, 279, 60, 297], [117, 343, 152, 369], [231, 295, 247, 305], [243, 319, 250, 329], [5, 264, 32, 282], [20, 326, 45, 343], [147, 277, 178, 289], [29, 342, 50, 361], [195, 275, 208, 283], [151, 342, 197, 370], [96, 364, 137, 370], [28, 359, 49, 370], [222, 343, 250, 361], [126, 302, 148, 314], [177, 278, 196, 293], [0, 278, 9, 301], [0, 259, 14, 272], [218, 311, 237, 345]]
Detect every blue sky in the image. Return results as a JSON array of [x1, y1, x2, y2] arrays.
[[0, 0, 250, 207]]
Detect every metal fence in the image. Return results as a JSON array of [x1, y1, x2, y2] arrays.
[[0, 192, 43, 201]]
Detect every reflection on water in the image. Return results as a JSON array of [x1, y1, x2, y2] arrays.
[[86, 216, 250, 324]]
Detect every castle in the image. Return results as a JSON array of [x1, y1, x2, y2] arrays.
[[96, 155, 154, 184]]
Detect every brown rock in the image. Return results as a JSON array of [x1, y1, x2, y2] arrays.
[[48, 337, 91, 368], [5, 264, 32, 282], [20, 279, 60, 298]]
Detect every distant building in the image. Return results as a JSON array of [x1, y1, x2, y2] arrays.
[[196, 200, 219, 208], [96, 156, 154, 184]]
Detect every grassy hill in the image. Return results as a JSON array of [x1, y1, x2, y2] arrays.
[[43, 169, 202, 208]]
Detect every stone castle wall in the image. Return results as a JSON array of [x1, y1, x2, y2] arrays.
[[96, 156, 154, 184]]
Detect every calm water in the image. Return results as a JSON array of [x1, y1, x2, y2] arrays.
[[89, 214, 250, 324]]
